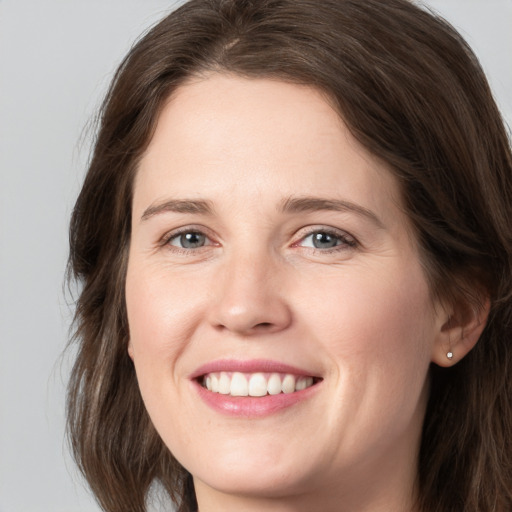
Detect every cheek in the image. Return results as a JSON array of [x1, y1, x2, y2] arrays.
[[126, 261, 203, 359], [323, 263, 435, 442], [315, 260, 435, 354], [302, 259, 435, 411], [125, 263, 203, 441]]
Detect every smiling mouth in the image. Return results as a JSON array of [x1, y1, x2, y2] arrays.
[[200, 371, 319, 397]]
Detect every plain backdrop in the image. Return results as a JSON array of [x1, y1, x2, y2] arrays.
[[0, 1, 511, 511]]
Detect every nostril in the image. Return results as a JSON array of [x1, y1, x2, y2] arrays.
[[255, 322, 273, 329]]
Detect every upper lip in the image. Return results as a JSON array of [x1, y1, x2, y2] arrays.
[[189, 359, 320, 380]]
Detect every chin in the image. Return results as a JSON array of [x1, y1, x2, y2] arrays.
[[193, 462, 318, 500], [176, 435, 323, 499]]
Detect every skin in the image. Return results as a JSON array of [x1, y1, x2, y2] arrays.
[[126, 74, 468, 511]]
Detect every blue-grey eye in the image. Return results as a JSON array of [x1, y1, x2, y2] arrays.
[[299, 230, 353, 250], [310, 232, 340, 249], [170, 232, 207, 249]]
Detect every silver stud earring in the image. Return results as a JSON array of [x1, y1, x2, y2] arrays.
[[446, 351, 454, 360]]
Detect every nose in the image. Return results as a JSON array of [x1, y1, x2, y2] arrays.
[[208, 250, 292, 336]]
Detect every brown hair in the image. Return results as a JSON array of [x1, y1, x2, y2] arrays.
[[67, 1, 512, 511]]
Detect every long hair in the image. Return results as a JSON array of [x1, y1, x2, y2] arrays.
[[67, 1, 512, 511]]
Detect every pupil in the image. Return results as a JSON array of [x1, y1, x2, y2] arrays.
[[313, 232, 337, 249], [181, 232, 205, 248]]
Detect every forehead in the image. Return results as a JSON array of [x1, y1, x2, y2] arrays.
[[134, 74, 404, 228], [142, 74, 351, 170]]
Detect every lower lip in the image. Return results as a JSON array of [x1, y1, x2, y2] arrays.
[[193, 380, 320, 417]]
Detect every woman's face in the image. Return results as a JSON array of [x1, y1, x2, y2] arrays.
[[126, 75, 448, 510]]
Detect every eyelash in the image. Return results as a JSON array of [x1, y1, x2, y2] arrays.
[[160, 227, 216, 254], [294, 227, 357, 252], [160, 226, 358, 254]]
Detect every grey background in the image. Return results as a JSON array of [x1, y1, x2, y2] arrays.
[[0, 1, 510, 511]]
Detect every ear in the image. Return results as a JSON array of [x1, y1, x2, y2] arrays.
[[127, 339, 134, 360], [431, 294, 490, 367]]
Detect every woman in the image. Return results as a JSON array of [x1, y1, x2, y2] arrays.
[[67, 0, 512, 511]]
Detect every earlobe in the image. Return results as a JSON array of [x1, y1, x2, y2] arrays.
[[127, 339, 134, 360], [432, 296, 490, 367]]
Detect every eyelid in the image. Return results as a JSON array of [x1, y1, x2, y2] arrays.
[[291, 225, 358, 250], [159, 225, 218, 248], [157, 224, 357, 253]]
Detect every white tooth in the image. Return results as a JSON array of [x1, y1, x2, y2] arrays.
[[295, 377, 307, 391], [282, 374, 296, 394], [218, 372, 231, 394], [230, 372, 248, 396], [267, 373, 282, 395], [248, 373, 268, 397], [205, 375, 212, 391], [305, 377, 314, 388], [211, 374, 219, 393]]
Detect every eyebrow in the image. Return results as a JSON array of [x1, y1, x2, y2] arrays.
[[280, 196, 384, 228], [141, 199, 214, 221], [140, 195, 384, 228]]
